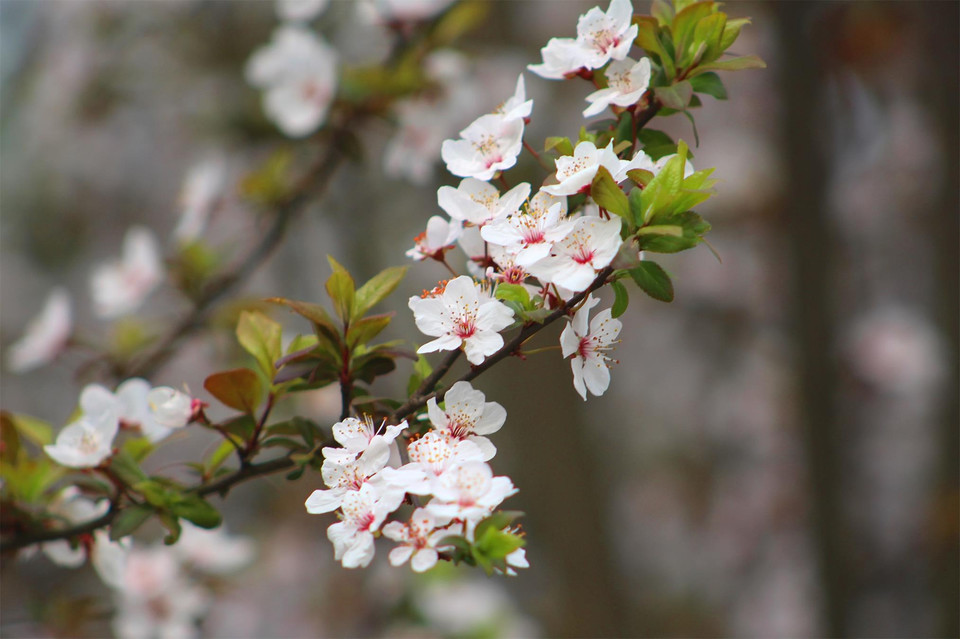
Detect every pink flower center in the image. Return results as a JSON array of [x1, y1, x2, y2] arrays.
[[454, 317, 477, 339], [357, 511, 376, 532], [572, 245, 595, 265]]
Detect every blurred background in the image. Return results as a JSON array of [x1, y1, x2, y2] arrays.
[[1, 1, 957, 637]]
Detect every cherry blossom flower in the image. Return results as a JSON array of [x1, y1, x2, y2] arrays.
[[385, 101, 455, 185], [481, 196, 575, 267], [407, 216, 462, 261], [583, 57, 652, 117], [528, 37, 585, 80], [486, 244, 533, 287], [426, 381, 506, 460], [527, 216, 622, 292], [359, 0, 456, 23], [245, 25, 337, 138], [115, 379, 192, 443], [36, 488, 120, 572], [44, 385, 121, 468], [408, 276, 515, 365], [402, 430, 486, 493], [7, 288, 72, 373], [327, 483, 396, 568], [426, 461, 517, 525], [574, 0, 638, 70], [382, 508, 461, 572], [494, 74, 533, 121], [321, 416, 406, 466], [174, 156, 226, 244], [441, 114, 525, 181], [174, 522, 256, 575], [276, 0, 329, 22], [306, 436, 405, 514], [541, 140, 624, 196], [91, 227, 163, 319], [559, 295, 622, 400], [437, 179, 530, 227]]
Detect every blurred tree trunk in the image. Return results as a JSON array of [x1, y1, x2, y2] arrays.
[[919, 5, 960, 637], [776, 3, 851, 636]]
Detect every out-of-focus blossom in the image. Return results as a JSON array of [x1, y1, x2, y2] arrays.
[[494, 74, 533, 121], [115, 378, 192, 443], [408, 276, 515, 365], [583, 57, 651, 117], [174, 522, 256, 575], [846, 307, 946, 395], [438, 179, 530, 227], [174, 157, 226, 244], [359, 0, 456, 23], [91, 227, 163, 319], [44, 385, 121, 468], [559, 295, 621, 400], [245, 25, 338, 138], [527, 216, 622, 292], [276, 0, 329, 22], [6, 288, 72, 373]]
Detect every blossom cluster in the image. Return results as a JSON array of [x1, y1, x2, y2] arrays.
[[43, 379, 193, 468], [305, 382, 526, 573]]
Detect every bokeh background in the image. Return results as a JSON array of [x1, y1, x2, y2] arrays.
[[1, 1, 957, 637]]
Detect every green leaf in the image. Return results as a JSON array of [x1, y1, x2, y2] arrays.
[[688, 72, 727, 99], [204, 439, 239, 477], [325, 256, 356, 324], [682, 109, 700, 147], [354, 266, 407, 317], [203, 368, 263, 414], [633, 16, 666, 63], [637, 129, 677, 160], [628, 261, 675, 302], [236, 310, 282, 381], [170, 494, 221, 529], [346, 313, 393, 349], [240, 149, 292, 206], [427, 0, 489, 47], [220, 415, 256, 441], [637, 211, 711, 253], [6, 413, 53, 447], [121, 437, 154, 463], [719, 17, 751, 53], [351, 354, 396, 384], [544, 136, 574, 156], [654, 81, 693, 110], [109, 504, 154, 541], [614, 111, 633, 145], [158, 511, 182, 545], [689, 54, 766, 76], [591, 166, 631, 221], [267, 297, 342, 347], [108, 450, 149, 487], [692, 12, 727, 64], [651, 0, 674, 26], [672, 0, 716, 65], [494, 284, 532, 308], [407, 354, 433, 396], [611, 280, 630, 318]]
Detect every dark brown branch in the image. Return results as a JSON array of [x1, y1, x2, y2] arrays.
[[0, 454, 302, 553]]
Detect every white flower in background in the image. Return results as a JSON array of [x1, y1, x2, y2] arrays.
[[359, 0, 456, 23], [245, 25, 338, 138], [528, 37, 585, 80], [528, 215, 622, 292], [115, 379, 192, 443], [560, 295, 621, 400], [408, 276, 515, 365], [407, 216, 462, 261], [541, 140, 623, 196], [438, 179, 530, 227], [44, 385, 121, 468], [481, 198, 576, 268], [494, 75, 533, 121], [91, 226, 163, 319], [426, 461, 517, 525], [426, 381, 506, 460], [327, 483, 395, 569], [385, 100, 454, 185], [441, 114, 525, 181], [276, 0, 329, 22], [174, 156, 226, 244], [382, 508, 461, 573], [112, 546, 210, 639], [574, 0, 638, 70], [38, 487, 109, 569], [7, 288, 72, 373], [174, 522, 256, 575], [583, 57, 651, 117]]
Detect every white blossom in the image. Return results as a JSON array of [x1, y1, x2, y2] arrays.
[[494, 74, 533, 121], [574, 0, 638, 70], [174, 156, 226, 244], [174, 522, 256, 575], [7, 288, 72, 373], [327, 483, 395, 569], [382, 508, 461, 573], [528, 37, 585, 80], [359, 0, 456, 23], [441, 114, 525, 181], [408, 276, 515, 365], [541, 140, 624, 196], [559, 295, 621, 400], [481, 196, 575, 268], [245, 25, 337, 138], [437, 179, 530, 227], [426, 381, 506, 460], [44, 385, 121, 468], [115, 379, 191, 443], [402, 430, 486, 493], [406, 215, 462, 261], [527, 215, 622, 292], [91, 227, 163, 319], [276, 0, 329, 22], [426, 461, 517, 525], [583, 57, 651, 117]]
